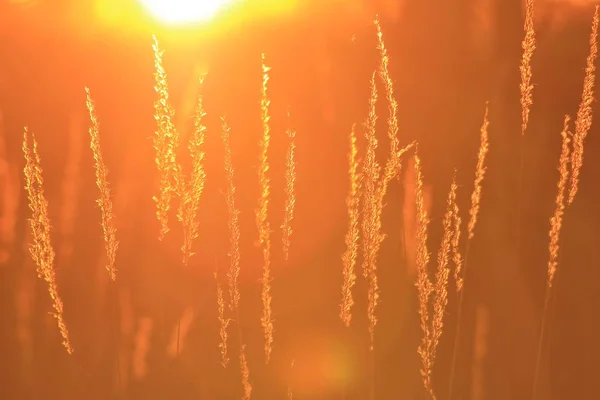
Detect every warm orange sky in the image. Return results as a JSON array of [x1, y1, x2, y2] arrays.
[[2, 1, 600, 400]]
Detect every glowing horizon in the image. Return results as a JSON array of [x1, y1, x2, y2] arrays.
[[138, 0, 237, 25]]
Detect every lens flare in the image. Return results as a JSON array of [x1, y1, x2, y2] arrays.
[[138, 0, 236, 24]]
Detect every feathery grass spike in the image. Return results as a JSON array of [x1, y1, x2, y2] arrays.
[[520, 0, 536, 137], [152, 35, 181, 240], [468, 104, 490, 240], [340, 123, 361, 327], [358, 18, 415, 346], [569, 5, 599, 204], [448, 104, 490, 397], [533, 116, 573, 399], [177, 75, 207, 264], [425, 176, 457, 399], [375, 15, 401, 189], [450, 172, 464, 292], [257, 53, 274, 363], [281, 111, 296, 262], [361, 73, 381, 350], [215, 271, 230, 368], [222, 118, 241, 312], [222, 119, 252, 396], [23, 128, 73, 354], [240, 345, 253, 400], [548, 116, 572, 288], [414, 151, 433, 397], [85, 87, 119, 281], [360, 66, 415, 346]]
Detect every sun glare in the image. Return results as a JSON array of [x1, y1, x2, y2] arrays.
[[139, 0, 236, 24]]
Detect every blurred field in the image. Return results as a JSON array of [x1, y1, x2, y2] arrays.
[[1, 1, 600, 400]]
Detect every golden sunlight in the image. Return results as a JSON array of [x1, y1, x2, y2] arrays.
[[138, 0, 237, 24]]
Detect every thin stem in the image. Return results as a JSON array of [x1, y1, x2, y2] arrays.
[[111, 280, 122, 395], [176, 317, 181, 358], [368, 346, 375, 400], [447, 237, 472, 399], [532, 288, 552, 400]]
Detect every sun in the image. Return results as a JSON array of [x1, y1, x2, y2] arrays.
[[138, 0, 236, 24]]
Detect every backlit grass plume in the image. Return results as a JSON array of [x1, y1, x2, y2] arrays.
[[520, 0, 536, 137], [533, 115, 572, 399], [448, 103, 490, 398], [152, 35, 181, 240], [375, 15, 401, 190], [22, 128, 73, 354], [215, 270, 230, 368], [568, 5, 599, 205], [222, 118, 241, 312], [257, 53, 274, 363], [222, 118, 254, 399], [548, 116, 572, 288], [450, 174, 463, 292], [361, 73, 382, 350], [85, 87, 119, 281], [177, 75, 207, 265], [414, 172, 458, 399], [360, 70, 415, 348], [413, 151, 433, 397], [426, 175, 457, 399], [357, 19, 415, 347], [468, 103, 490, 240], [340, 123, 361, 327], [281, 112, 296, 262], [240, 345, 252, 400]]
